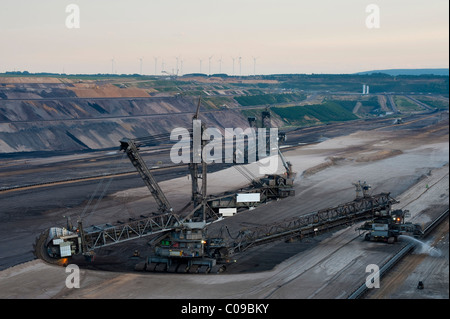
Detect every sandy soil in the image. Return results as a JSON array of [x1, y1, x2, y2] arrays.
[[0, 162, 446, 299], [0, 77, 62, 84], [67, 83, 150, 98]]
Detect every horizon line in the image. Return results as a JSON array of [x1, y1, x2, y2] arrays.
[[1, 67, 449, 78]]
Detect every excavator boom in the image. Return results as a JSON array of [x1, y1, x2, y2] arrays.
[[120, 138, 173, 213]]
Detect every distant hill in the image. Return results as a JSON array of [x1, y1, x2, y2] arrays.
[[355, 68, 449, 76]]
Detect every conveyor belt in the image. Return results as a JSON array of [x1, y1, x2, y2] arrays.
[[225, 193, 396, 253]]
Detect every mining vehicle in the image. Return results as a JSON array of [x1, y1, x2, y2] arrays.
[[34, 99, 227, 273], [246, 108, 296, 199], [259, 146, 296, 198], [34, 98, 296, 273], [34, 133, 229, 272], [358, 208, 423, 243]]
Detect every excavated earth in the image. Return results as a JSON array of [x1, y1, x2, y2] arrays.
[[0, 78, 249, 153], [0, 109, 448, 299]]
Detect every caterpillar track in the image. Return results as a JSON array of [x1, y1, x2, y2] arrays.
[[33, 224, 228, 274], [134, 260, 226, 274]]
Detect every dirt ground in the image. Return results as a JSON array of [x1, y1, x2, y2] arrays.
[[67, 83, 151, 98], [0, 113, 448, 299], [0, 77, 62, 84]]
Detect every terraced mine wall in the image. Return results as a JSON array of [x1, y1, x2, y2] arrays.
[[0, 95, 249, 154]]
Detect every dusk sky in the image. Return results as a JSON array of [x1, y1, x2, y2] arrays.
[[0, 0, 448, 75]]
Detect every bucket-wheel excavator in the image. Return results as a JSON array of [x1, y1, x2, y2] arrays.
[[34, 98, 228, 273], [33, 100, 299, 273]]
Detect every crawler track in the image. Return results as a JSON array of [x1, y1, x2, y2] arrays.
[[135, 260, 226, 274]]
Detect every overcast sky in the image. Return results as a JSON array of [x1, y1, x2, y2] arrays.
[[0, 0, 448, 75]]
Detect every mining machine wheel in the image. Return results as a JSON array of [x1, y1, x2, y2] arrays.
[[33, 230, 69, 266]]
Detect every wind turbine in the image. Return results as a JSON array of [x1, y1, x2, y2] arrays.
[[252, 56, 259, 76], [175, 55, 183, 76], [208, 55, 213, 75], [111, 57, 115, 74], [199, 58, 203, 73], [180, 58, 184, 76], [231, 56, 236, 75], [217, 56, 222, 73], [139, 57, 143, 75]]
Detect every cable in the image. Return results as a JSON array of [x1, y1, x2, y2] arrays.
[[80, 151, 127, 225]]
